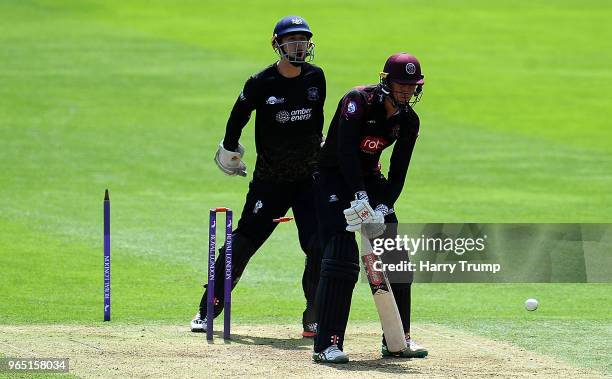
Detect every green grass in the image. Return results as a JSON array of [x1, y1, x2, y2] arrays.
[[446, 319, 612, 374], [1, 0, 611, 375]]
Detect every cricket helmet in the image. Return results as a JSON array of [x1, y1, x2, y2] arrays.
[[273, 16, 313, 39], [272, 16, 315, 65], [380, 53, 425, 108]]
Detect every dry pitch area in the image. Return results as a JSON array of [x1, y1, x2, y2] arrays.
[[0, 323, 605, 378]]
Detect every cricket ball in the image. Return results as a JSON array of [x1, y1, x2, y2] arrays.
[[525, 298, 538, 311]]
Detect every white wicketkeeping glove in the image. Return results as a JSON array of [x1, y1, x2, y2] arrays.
[[343, 192, 385, 237], [214, 140, 247, 177]]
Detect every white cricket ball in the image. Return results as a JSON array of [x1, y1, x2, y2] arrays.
[[525, 298, 538, 311]]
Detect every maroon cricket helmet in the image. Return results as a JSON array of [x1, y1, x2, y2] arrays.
[[381, 53, 424, 85]]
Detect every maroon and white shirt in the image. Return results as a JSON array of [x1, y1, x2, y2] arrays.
[[318, 84, 419, 206]]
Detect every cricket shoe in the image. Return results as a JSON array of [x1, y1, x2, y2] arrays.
[[382, 337, 428, 358], [312, 345, 349, 364], [190, 312, 207, 333], [302, 322, 317, 338]]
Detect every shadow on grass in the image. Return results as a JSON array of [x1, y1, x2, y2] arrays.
[[224, 332, 423, 375], [222, 332, 312, 350], [323, 358, 423, 375]]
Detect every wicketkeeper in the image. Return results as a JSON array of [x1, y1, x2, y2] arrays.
[[312, 53, 428, 363], [191, 15, 326, 338]]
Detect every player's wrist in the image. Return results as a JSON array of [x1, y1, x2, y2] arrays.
[[222, 140, 238, 152], [221, 140, 245, 156], [374, 204, 392, 216], [354, 191, 369, 202]]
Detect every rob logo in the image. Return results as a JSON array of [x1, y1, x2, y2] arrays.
[[360, 136, 387, 153]]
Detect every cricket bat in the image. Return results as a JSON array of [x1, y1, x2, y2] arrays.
[[360, 226, 407, 353]]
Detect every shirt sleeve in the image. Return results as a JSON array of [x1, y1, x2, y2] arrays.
[[223, 77, 257, 151], [317, 70, 327, 140], [386, 115, 419, 206], [337, 91, 367, 195]]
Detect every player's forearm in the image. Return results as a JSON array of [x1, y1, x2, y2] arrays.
[[337, 118, 366, 194], [338, 150, 366, 194], [387, 180, 405, 206], [387, 163, 409, 205], [386, 136, 417, 205], [223, 101, 252, 151]]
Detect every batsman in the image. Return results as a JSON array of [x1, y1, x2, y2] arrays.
[[191, 15, 325, 338], [312, 53, 428, 363]]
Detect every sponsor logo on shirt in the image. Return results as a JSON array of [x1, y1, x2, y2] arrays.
[[307, 87, 319, 101], [276, 108, 312, 124], [276, 110, 290, 123], [347, 101, 356, 114], [360, 136, 388, 154], [266, 96, 285, 105]]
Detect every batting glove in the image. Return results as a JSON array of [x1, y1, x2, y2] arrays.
[[343, 192, 385, 235], [363, 204, 392, 238]]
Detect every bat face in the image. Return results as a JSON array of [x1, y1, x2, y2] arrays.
[[360, 229, 407, 353], [362, 252, 384, 287]]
